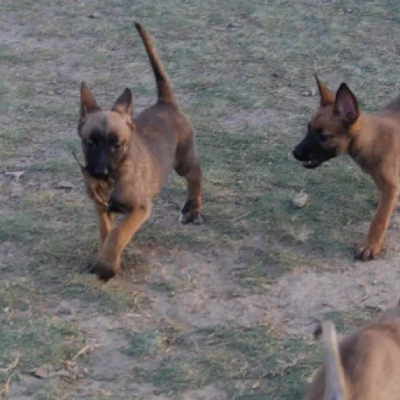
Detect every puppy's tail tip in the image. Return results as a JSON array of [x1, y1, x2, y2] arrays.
[[134, 22, 143, 33], [134, 21, 176, 105]]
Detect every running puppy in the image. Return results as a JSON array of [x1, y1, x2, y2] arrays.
[[77, 23, 203, 280]]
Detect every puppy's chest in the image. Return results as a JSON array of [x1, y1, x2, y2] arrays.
[[107, 178, 155, 213]]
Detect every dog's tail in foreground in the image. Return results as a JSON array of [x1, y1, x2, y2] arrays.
[[318, 321, 347, 400], [134, 22, 177, 106]]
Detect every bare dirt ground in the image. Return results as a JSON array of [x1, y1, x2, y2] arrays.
[[2, 0, 400, 399]]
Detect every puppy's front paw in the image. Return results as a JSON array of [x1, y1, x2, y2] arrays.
[[87, 260, 117, 281], [180, 199, 204, 225], [353, 240, 382, 261]]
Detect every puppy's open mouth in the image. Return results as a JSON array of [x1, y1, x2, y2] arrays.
[[302, 160, 321, 169]]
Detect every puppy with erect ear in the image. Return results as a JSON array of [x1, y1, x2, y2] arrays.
[[77, 23, 203, 281], [293, 74, 400, 261], [303, 299, 400, 400]]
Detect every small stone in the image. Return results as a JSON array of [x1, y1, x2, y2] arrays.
[[292, 191, 308, 208], [226, 21, 241, 28], [55, 180, 75, 189], [88, 12, 101, 19], [47, 90, 55, 96], [345, 8, 354, 13], [302, 88, 317, 97]]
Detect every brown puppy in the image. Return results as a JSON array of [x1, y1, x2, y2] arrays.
[[293, 75, 400, 261], [303, 300, 400, 400], [77, 23, 203, 280]]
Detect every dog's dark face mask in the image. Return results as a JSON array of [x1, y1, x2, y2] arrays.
[[78, 83, 134, 180], [82, 129, 127, 179], [293, 75, 360, 169], [293, 124, 340, 169]]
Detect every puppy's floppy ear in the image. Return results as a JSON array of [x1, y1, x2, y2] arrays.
[[80, 82, 100, 118], [315, 74, 335, 105], [335, 83, 359, 125], [112, 88, 133, 115]]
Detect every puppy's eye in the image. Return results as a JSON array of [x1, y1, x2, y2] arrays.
[[85, 138, 96, 148], [317, 130, 331, 142], [110, 139, 122, 149]]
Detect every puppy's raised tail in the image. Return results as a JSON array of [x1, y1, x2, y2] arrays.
[[320, 321, 347, 400], [135, 22, 177, 106]]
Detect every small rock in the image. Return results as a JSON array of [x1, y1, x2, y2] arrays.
[[88, 12, 101, 19], [47, 90, 55, 96], [4, 171, 24, 180], [302, 88, 317, 97], [55, 180, 75, 189], [345, 8, 354, 13], [292, 191, 308, 208], [226, 21, 241, 28]]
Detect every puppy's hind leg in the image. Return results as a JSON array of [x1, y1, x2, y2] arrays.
[[175, 144, 203, 225]]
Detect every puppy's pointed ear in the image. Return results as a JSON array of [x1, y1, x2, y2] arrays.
[[112, 88, 133, 115], [335, 83, 359, 124], [80, 82, 100, 117], [315, 74, 335, 105]]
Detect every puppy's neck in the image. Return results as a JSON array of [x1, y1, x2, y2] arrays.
[[347, 112, 391, 170]]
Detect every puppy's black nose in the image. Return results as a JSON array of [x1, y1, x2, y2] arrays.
[[92, 166, 109, 179]]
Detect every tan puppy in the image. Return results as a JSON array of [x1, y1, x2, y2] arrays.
[[303, 300, 400, 399], [293, 76, 400, 261], [77, 23, 203, 280]]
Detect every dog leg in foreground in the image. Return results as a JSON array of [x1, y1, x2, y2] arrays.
[[321, 321, 346, 400]]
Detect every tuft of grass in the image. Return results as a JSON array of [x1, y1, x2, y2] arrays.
[[0, 315, 83, 371]]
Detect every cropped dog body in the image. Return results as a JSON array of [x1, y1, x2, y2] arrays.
[[303, 300, 400, 400], [293, 76, 400, 260], [78, 24, 202, 280]]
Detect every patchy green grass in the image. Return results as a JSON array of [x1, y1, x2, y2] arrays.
[[129, 325, 320, 399], [1, 0, 399, 397]]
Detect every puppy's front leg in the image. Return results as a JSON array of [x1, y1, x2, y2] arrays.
[[90, 202, 151, 280], [354, 179, 398, 261], [95, 203, 115, 244]]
